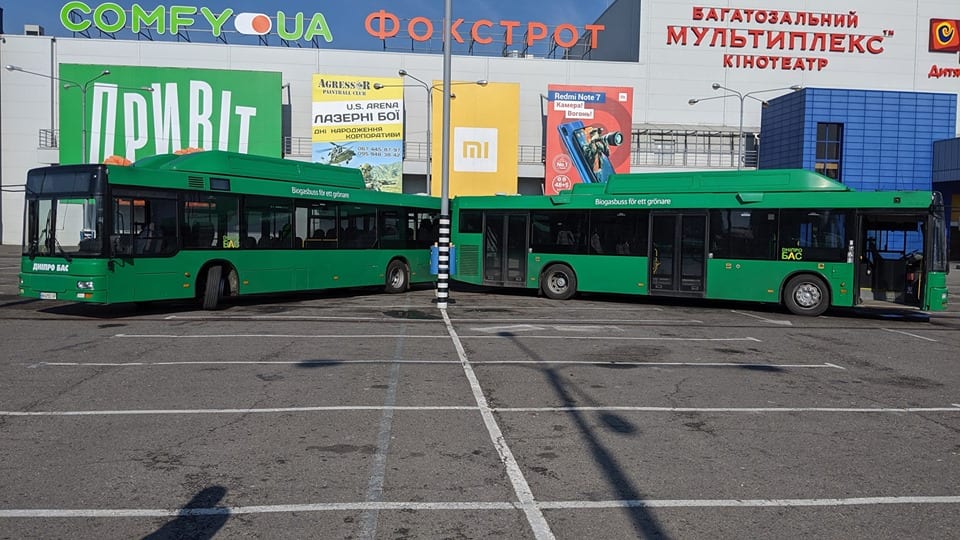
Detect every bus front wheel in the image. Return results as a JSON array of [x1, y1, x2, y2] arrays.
[[385, 260, 409, 294], [202, 265, 225, 310], [783, 274, 829, 316], [542, 264, 577, 300]]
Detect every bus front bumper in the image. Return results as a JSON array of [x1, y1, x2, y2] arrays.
[[20, 273, 108, 303]]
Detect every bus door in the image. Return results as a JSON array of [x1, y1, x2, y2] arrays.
[[649, 213, 707, 296], [858, 211, 934, 307], [483, 213, 529, 287]]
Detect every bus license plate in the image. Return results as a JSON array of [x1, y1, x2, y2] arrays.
[[40, 292, 57, 300]]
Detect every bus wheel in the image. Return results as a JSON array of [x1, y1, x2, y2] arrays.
[[202, 265, 225, 310], [784, 274, 829, 316], [542, 264, 577, 300], [385, 260, 409, 293]]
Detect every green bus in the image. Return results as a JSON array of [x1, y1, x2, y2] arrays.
[[19, 151, 439, 309], [450, 169, 948, 316]]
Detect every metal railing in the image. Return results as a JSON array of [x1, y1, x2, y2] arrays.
[[286, 138, 547, 165], [39, 129, 58, 149], [42, 130, 751, 169]]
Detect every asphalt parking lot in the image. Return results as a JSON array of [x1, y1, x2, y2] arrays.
[[0, 246, 958, 539]]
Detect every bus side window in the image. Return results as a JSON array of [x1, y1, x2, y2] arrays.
[[195, 223, 215, 248]]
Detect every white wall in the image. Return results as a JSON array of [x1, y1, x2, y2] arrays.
[[641, 0, 960, 130], [1, 0, 959, 244]]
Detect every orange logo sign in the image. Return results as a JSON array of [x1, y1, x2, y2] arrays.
[[929, 19, 960, 52]]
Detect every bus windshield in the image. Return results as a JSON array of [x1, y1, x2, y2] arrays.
[[24, 196, 104, 259], [23, 168, 105, 259]]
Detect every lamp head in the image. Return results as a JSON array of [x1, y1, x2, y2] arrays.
[[477, 80, 488, 86], [373, 82, 384, 89], [101, 69, 110, 76], [398, 69, 408, 77], [688, 98, 698, 105], [711, 82, 721, 90], [790, 85, 802, 91], [4, 65, 19, 72]]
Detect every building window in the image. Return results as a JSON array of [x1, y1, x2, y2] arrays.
[[814, 123, 843, 181]]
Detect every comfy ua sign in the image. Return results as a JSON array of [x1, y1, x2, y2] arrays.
[[59, 2, 334, 42]]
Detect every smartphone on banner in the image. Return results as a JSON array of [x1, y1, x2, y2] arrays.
[[558, 120, 623, 184]]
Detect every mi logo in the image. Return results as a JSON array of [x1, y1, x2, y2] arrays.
[[464, 141, 489, 159], [454, 127, 498, 173]]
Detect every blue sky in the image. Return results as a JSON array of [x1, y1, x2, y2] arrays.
[[1, 1, 614, 56]]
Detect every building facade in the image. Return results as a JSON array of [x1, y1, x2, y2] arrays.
[[1, 0, 959, 245], [760, 88, 958, 191]]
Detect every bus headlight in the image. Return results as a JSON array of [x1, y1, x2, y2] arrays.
[[77, 280, 95, 290]]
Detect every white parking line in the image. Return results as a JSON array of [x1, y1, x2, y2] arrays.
[[471, 324, 629, 333], [36, 360, 464, 367], [164, 315, 414, 322], [3, 404, 957, 417], [114, 334, 449, 339], [0, 502, 516, 517], [731, 310, 793, 326], [32, 361, 843, 369], [112, 334, 762, 342], [473, 361, 840, 369], [1, 495, 957, 518], [461, 336, 763, 342], [440, 309, 555, 540], [449, 305, 666, 312], [0, 406, 479, 416], [360, 318, 407, 539], [162, 315, 690, 324], [538, 495, 960, 509], [883, 328, 938, 342], [498, 406, 960, 413]]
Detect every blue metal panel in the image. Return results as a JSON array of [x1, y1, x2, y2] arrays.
[[760, 87, 957, 191]]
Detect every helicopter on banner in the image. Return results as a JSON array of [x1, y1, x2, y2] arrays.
[[322, 142, 357, 165]]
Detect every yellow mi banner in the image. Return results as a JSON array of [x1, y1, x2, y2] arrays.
[[431, 81, 519, 196]]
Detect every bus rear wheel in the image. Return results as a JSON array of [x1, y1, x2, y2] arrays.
[[542, 264, 577, 300], [783, 274, 829, 316], [385, 260, 409, 294], [202, 265, 225, 310]]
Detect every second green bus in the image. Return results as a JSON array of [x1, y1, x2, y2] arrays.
[[450, 169, 948, 316]]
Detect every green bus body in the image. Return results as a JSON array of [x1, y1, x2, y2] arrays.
[[20, 151, 440, 308], [450, 169, 948, 316]]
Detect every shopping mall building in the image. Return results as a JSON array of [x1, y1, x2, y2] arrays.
[[1, 0, 959, 247]]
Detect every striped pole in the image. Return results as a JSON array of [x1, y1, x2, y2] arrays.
[[436, 217, 451, 308], [437, 0, 453, 310]]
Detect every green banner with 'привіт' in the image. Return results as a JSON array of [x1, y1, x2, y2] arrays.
[[58, 64, 282, 164]]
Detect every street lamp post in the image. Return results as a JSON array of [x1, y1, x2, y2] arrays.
[[689, 83, 802, 169], [5, 64, 111, 163], [396, 70, 436, 191], [375, 70, 487, 194]]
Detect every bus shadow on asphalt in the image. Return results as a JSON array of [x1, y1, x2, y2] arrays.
[[454, 284, 943, 324], [294, 360, 346, 369], [831, 308, 931, 322], [589, 353, 785, 372], [31, 284, 440, 319]]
